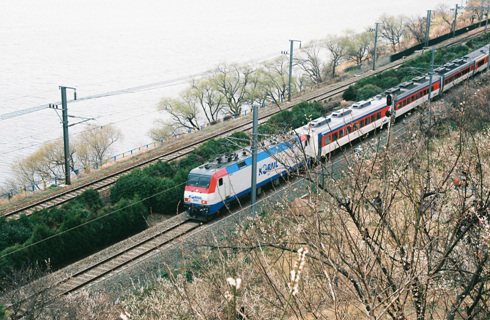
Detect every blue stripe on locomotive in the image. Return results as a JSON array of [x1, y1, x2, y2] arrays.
[[190, 139, 304, 217]]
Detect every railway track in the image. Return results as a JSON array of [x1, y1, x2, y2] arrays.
[[0, 76, 354, 220], [54, 219, 201, 295], [2, 28, 487, 220], [1, 216, 202, 310]]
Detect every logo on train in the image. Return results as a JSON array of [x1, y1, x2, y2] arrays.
[[189, 195, 203, 201], [259, 161, 278, 176]]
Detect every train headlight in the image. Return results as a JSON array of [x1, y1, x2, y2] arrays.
[[201, 200, 208, 205], [185, 197, 190, 202]]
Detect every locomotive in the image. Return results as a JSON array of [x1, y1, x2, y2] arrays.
[[184, 43, 490, 220]]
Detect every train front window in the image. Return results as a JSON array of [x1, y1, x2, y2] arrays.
[[187, 173, 212, 188]]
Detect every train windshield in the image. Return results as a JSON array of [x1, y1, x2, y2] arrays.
[[186, 173, 212, 188]]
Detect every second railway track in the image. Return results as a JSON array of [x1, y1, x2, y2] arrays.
[[1, 215, 202, 309]]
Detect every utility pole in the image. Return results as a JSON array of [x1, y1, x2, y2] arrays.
[[49, 87, 92, 186], [251, 103, 258, 217], [60, 86, 76, 185], [486, 9, 489, 32], [481, 0, 485, 25], [425, 10, 432, 48], [369, 23, 380, 70], [286, 40, 301, 102], [452, 4, 459, 37], [428, 47, 435, 102]]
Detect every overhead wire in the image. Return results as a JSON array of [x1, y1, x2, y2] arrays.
[[0, 180, 188, 260]]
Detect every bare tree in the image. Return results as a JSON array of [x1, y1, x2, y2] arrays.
[[75, 124, 122, 166], [243, 64, 268, 109], [436, 4, 456, 31], [0, 263, 56, 320], [11, 138, 72, 188], [405, 15, 427, 44], [0, 263, 121, 319], [157, 96, 201, 131], [324, 35, 349, 78], [148, 119, 180, 141], [188, 78, 225, 123], [295, 40, 328, 84], [379, 14, 407, 52], [345, 30, 373, 68], [210, 63, 255, 116], [258, 56, 290, 106]]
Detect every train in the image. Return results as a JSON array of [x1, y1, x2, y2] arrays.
[[184, 43, 490, 220]]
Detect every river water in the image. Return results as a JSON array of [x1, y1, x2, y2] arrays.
[[0, 0, 443, 187]]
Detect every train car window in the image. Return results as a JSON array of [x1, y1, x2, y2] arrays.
[[360, 119, 365, 127], [353, 123, 358, 131], [238, 161, 246, 169], [365, 117, 370, 125], [376, 112, 381, 120], [323, 135, 331, 145], [371, 115, 375, 123], [339, 129, 345, 138], [219, 178, 223, 186], [332, 132, 338, 142], [347, 126, 352, 134], [416, 93, 419, 99], [411, 96, 414, 103], [187, 174, 212, 188]]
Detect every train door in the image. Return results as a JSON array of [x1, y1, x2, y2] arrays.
[[217, 176, 232, 201]]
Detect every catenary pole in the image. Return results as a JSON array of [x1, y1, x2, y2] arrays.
[[251, 103, 258, 216], [453, 4, 459, 37], [428, 47, 435, 102], [373, 22, 379, 70], [485, 9, 489, 33], [425, 10, 432, 48], [59, 86, 76, 185], [287, 40, 301, 102]]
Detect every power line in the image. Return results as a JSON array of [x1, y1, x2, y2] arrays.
[[0, 48, 288, 122], [0, 180, 187, 260], [0, 76, 192, 121]]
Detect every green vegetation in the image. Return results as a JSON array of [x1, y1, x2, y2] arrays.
[[0, 132, 251, 275], [0, 100, 324, 276], [0, 189, 147, 276], [340, 38, 490, 101]]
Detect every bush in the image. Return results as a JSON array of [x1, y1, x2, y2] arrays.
[[342, 86, 357, 101], [0, 215, 32, 253], [357, 84, 383, 101], [0, 189, 151, 276]]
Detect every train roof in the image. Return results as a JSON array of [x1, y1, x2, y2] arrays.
[[297, 44, 490, 136], [296, 93, 387, 134], [190, 150, 245, 175], [189, 134, 301, 176], [435, 47, 488, 77]]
